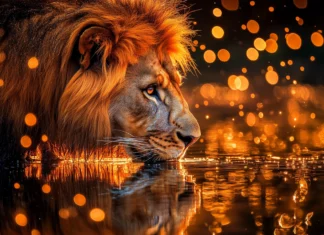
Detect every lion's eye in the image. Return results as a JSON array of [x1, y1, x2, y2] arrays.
[[147, 86, 155, 95]]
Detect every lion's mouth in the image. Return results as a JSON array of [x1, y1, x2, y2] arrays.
[[127, 144, 185, 163]]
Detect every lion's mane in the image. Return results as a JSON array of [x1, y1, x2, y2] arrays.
[[0, 0, 195, 156]]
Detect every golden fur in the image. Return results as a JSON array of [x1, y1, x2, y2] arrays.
[[0, 0, 196, 157]]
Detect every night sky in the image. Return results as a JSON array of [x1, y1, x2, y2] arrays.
[[186, 0, 324, 85]]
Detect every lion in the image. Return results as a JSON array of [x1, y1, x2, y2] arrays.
[[0, 0, 200, 162]]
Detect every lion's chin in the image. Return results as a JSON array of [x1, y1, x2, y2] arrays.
[[126, 146, 186, 163]]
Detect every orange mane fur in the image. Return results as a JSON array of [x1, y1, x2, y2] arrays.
[[0, 0, 196, 156]]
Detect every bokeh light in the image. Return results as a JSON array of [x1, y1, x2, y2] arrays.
[[265, 70, 279, 85], [213, 8, 222, 17], [254, 38, 266, 51], [42, 184, 51, 194], [246, 47, 259, 61], [73, 194, 87, 206], [310, 32, 324, 47], [204, 50, 216, 63], [15, 213, 28, 227], [217, 49, 230, 62], [28, 57, 39, 69], [24, 113, 37, 127], [286, 33, 302, 50], [20, 135, 32, 148], [221, 0, 239, 11], [247, 20, 260, 34], [89, 208, 105, 222], [265, 39, 278, 53], [212, 26, 224, 39]]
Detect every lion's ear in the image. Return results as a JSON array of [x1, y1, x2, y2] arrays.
[[78, 26, 113, 70]]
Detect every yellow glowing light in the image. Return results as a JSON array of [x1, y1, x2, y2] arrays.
[[213, 8, 222, 17], [73, 194, 86, 206], [193, 40, 198, 45], [280, 61, 286, 67], [288, 60, 293, 65], [195, 104, 199, 108], [36, 229, 49, 235], [254, 137, 261, 144], [242, 67, 247, 73], [212, 26, 224, 39], [241, 24, 247, 30], [90, 208, 105, 222], [250, 1, 255, 6], [205, 115, 210, 120], [296, 16, 300, 21], [267, 66, 274, 71], [284, 27, 290, 33], [286, 33, 302, 50], [14, 183, 20, 189], [298, 18, 304, 26], [28, 57, 39, 69], [258, 112, 264, 118], [31, 229, 41, 235], [247, 20, 260, 34], [293, 0, 308, 9], [300, 66, 305, 72], [311, 32, 324, 47], [0, 79, 4, 87], [310, 56, 315, 61], [254, 38, 266, 51], [293, 80, 297, 85], [217, 49, 231, 62], [239, 111, 244, 117], [24, 113, 37, 127], [289, 136, 295, 142], [230, 101, 235, 106], [239, 104, 244, 109], [20, 135, 32, 148], [270, 33, 278, 41], [286, 75, 291, 80], [15, 214, 28, 227], [204, 100, 209, 106], [246, 113, 256, 127], [59, 208, 70, 219], [246, 47, 259, 61], [266, 39, 278, 53], [237, 75, 249, 91], [42, 184, 51, 194], [251, 93, 255, 99], [0, 52, 6, 63], [269, 6, 274, 12], [41, 134, 48, 142], [203, 50, 216, 63], [200, 44, 206, 50], [310, 113, 316, 119], [228, 75, 237, 90], [221, 0, 239, 11], [265, 70, 279, 85]]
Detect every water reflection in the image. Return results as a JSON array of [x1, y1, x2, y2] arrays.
[[0, 155, 324, 234]]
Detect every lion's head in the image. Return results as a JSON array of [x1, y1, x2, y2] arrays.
[[0, 0, 200, 161]]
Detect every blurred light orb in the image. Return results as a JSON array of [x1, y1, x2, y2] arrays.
[[250, 1, 255, 6], [73, 194, 86, 207], [246, 47, 259, 61], [41, 134, 48, 142], [212, 26, 224, 39], [90, 208, 105, 222], [0, 52, 6, 63], [213, 8, 222, 17], [266, 39, 278, 53], [15, 213, 28, 227], [280, 61, 286, 67], [265, 70, 279, 85], [20, 135, 32, 148], [310, 113, 316, 119], [221, 0, 239, 11], [203, 50, 216, 63], [59, 208, 70, 219], [200, 44, 206, 50], [242, 67, 247, 73], [31, 229, 41, 235], [247, 20, 260, 34], [288, 60, 293, 65], [28, 57, 39, 69], [270, 33, 278, 41], [269, 6, 274, 12], [311, 32, 324, 47], [14, 182, 20, 189], [286, 33, 302, 50], [241, 24, 247, 30], [25, 113, 37, 127], [217, 49, 231, 62], [300, 66, 305, 71], [246, 113, 257, 127], [42, 184, 51, 194], [310, 56, 315, 61], [285, 27, 290, 33], [293, 0, 308, 9], [267, 66, 274, 71], [0, 79, 4, 87], [254, 38, 266, 51]]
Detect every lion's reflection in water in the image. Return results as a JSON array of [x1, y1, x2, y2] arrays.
[[0, 162, 198, 235]]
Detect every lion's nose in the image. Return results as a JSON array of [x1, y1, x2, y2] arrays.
[[176, 131, 199, 148]]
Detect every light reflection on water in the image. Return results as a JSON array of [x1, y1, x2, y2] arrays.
[[1, 151, 324, 234]]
